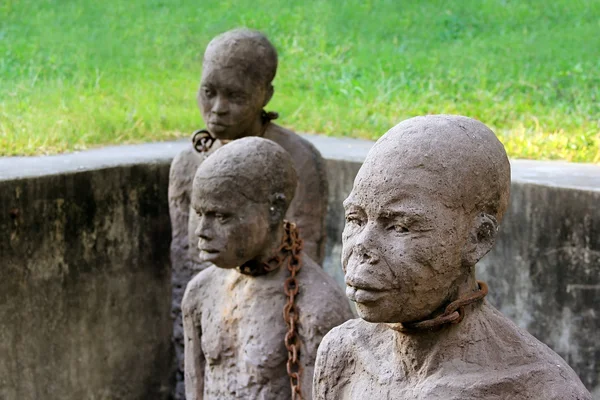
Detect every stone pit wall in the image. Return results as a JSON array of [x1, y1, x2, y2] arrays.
[[0, 146, 178, 400], [0, 136, 598, 398]]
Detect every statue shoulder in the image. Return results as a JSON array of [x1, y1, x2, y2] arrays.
[[313, 319, 369, 399], [530, 374, 593, 400], [181, 266, 216, 314], [170, 145, 205, 182], [462, 304, 592, 399], [169, 144, 212, 204], [265, 124, 324, 161], [460, 362, 593, 400], [320, 319, 370, 353]]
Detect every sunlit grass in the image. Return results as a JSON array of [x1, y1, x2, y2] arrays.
[[1, 0, 599, 161]]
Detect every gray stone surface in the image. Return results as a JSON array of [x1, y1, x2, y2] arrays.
[[0, 141, 184, 181], [1, 134, 598, 396], [0, 163, 173, 400], [478, 182, 600, 395]]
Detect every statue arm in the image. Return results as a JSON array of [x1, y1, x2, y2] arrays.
[[304, 306, 352, 399], [311, 329, 343, 400], [182, 281, 206, 400]]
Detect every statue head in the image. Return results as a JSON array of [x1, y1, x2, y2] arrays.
[[191, 137, 297, 269], [198, 28, 278, 141], [342, 115, 510, 323]]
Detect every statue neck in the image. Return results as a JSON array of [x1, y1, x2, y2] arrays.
[[386, 272, 482, 377], [260, 223, 285, 264], [246, 114, 270, 138], [239, 222, 285, 275]]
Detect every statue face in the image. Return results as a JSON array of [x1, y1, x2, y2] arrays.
[[191, 178, 271, 268], [198, 62, 268, 141], [342, 162, 471, 324]]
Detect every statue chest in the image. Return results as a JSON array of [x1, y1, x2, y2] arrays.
[[336, 350, 523, 400], [200, 287, 290, 380]]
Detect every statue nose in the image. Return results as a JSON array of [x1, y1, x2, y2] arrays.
[[355, 243, 380, 264], [211, 95, 229, 115], [195, 216, 213, 240]]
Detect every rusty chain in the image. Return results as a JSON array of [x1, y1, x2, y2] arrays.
[[399, 280, 488, 332], [191, 110, 278, 154], [191, 129, 216, 153], [281, 221, 304, 400], [237, 221, 304, 399]]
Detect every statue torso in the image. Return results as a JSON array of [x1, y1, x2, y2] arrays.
[[315, 307, 592, 400], [195, 259, 351, 400], [199, 268, 291, 399]]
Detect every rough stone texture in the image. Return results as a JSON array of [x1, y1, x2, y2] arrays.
[[0, 134, 598, 396], [182, 138, 352, 399], [322, 158, 363, 294], [313, 115, 592, 399], [479, 179, 600, 397], [0, 163, 173, 400]]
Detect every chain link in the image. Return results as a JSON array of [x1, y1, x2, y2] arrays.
[[191, 129, 216, 153], [281, 221, 304, 400], [191, 109, 278, 154], [399, 281, 488, 332]]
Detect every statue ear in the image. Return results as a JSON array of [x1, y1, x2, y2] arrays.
[[264, 84, 274, 107], [268, 192, 286, 225], [462, 213, 499, 266]]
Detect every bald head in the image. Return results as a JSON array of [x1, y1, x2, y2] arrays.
[[194, 137, 297, 217], [363, 115, 510, 223], [203, 28, 278, 86]]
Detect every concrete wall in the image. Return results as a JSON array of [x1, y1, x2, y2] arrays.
[[0, 145, 180, 400], [1, 136, 598, 397], [480, 163, 600, 396]]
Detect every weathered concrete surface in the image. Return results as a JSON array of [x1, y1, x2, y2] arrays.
[[478, 180, 600, 396], [0, 135, 598, 395], [0, 163, 173, 400]]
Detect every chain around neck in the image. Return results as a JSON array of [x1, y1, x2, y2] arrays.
[[192, 109, 278, 153], [397, 281, 488, 333], [238, 220, 300, 276]]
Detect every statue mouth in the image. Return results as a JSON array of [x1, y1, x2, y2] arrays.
[[200, 248, 220, 254], [345, 284, 387, 303], [345, 274, 386, 292], [208, 120, 228, 128]]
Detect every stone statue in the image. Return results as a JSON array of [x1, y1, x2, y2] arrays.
[[313, 115, 592, 400], [182, 137, 352, 400], [169, 29, 329, 397]]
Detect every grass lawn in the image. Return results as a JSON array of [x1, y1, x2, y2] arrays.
[[1, 0, 599, 161]]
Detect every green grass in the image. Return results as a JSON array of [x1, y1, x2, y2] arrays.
[[1, 0, 599, 161]]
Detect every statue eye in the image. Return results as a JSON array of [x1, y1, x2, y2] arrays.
[[345, 214, 364, 226], [229, 91, 247, 103], [389, 224, 409, 233], [202, 87, 215, 98], [215, 213, 229, 223]]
